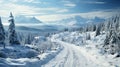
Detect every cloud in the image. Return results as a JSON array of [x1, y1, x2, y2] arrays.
[[0, 3, 38, 16], [62, 0, 76, 7], [0, 0, 119, 23], [24, 0, 34, 3], [83, 1, 106, 4], [0, 2, 64, 16], [0, 0, 3, 3], [9, 0, 40, 3], [0, 0, 71, 17], [36, 9, 120, 22], [56, 9, 69, 13], [64, 3, 76, 7]]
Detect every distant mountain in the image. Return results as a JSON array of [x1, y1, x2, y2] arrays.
[[62, 16, 85, 26], [52, 16, 105, 26], [88, 17, 105, 24], [15, 15, 42, 24], [54, 16, 87, 26]]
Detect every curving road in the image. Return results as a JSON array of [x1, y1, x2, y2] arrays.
[[42, 39, 110, 67]]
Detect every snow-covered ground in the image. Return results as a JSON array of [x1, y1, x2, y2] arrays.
[[0, 47, 62, 67], [0, 37, 63, 67], [42, 39, 109, 67], [42, 31, 119, 67], [0, 31, 120, 67]]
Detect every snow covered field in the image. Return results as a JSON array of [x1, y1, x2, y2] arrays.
[[0, 31, 120, 67], [44, 31, 120, 67], [0, 35, 63, 67], [42, 39, 107, 67]]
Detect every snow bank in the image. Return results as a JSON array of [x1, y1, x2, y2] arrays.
[[0, 45, 63, 67], [52, 31, 120, 67]]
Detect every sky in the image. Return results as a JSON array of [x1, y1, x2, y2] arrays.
[[0, 0, 120, 22]]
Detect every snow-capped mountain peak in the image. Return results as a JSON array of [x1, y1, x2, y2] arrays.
[[15, 15, 42, 24]]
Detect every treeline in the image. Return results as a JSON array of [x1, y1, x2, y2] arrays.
[[0, 13, 38, 48], [63, 14, 120, 56], [83, 15, 120, 56]]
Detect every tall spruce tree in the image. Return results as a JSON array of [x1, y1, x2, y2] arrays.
[[0, 17, 5, 48], [95, 24, 101, 36], [103, 15, 120, 55], [8, 12, 20, 45]]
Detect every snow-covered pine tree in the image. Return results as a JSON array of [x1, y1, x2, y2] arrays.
[[85, 25, 89, 32], [92, 24, 96, 31], [95, 24, 101, 36], [103, 15, 120, 55], [17, 32, 25, 45], [114, 16, 119, 31], [86, 33, 91, 40], [103, 29, 120, 54], [26, 33, 32, 44], [100, 22, 105, 32], [8, 12, 20, 45], [105, 21, 109, 32], [0, 17, 5, 48]]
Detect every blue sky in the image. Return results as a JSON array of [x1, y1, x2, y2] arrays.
[[0, 0, 120, 22]]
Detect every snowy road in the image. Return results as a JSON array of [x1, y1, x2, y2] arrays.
[[42, 39, 111, 67]]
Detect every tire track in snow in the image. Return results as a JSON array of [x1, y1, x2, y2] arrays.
[[42, 39, 112, 67], [72, 50, 82, 67], [63, 45, 73, 67], [57, 49, 70, 67], [42, 42, 70, 67], [54, 47, 70, 67]]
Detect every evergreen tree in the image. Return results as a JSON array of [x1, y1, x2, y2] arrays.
[[114, 16, 119, 31], [103, 15, 120, 55], [0, 17, 5, 48], [104, 30, 120, 54], [95, 24, 101, 36], [25, 33, 32, 44], [85, 25, 89, 32], [8, 12, 20, 45], [92, 24, 96, 31], [86, 33, 91, 40]]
